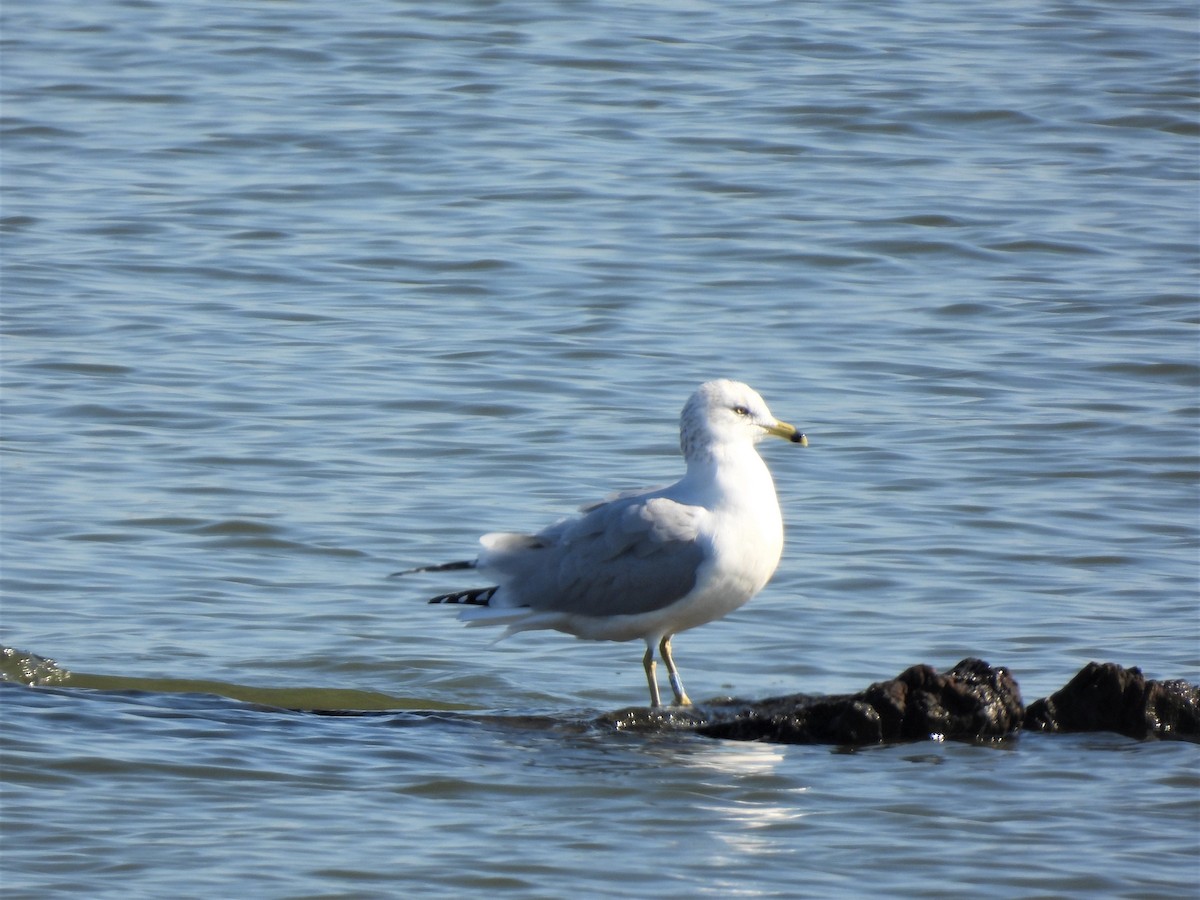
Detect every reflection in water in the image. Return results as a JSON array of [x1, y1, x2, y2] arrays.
[[685, 743, 809, 859]]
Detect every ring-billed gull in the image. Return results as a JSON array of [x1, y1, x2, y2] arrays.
[[398, 379, 806, 707]]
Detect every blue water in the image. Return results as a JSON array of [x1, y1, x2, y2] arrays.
[[3, 0, 1197, 896]]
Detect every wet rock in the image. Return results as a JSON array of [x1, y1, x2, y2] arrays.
[[0, 648, 69, 686], [1024, 661, 1200, 741], [692, 657, 1024, 745]]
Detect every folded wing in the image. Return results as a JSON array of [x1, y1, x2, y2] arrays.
[[479, 494, 710, 619]]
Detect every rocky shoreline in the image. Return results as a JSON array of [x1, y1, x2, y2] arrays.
[[4, 648, 1196, 745]]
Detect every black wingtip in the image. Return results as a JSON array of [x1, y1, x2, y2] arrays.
[[428, 586, 498, 606]]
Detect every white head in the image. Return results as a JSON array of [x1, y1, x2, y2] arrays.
[[679, 379, 806, 461]]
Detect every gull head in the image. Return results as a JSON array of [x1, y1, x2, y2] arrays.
[[680, 379, 807, 460]]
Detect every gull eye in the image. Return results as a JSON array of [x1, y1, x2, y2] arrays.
[[732, 405, 750, 417]]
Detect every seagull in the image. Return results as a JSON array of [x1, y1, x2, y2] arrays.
[[397, 379, 806, 707]]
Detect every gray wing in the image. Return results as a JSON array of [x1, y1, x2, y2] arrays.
[[479, 494, 709, 618], [577, 484, 667, 512]]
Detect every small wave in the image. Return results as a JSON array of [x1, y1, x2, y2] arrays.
[[0, 648, 470, 713]]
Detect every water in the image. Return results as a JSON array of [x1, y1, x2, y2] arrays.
[[2, 0, 1197, 896]]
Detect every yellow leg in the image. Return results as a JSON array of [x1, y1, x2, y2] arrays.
[[643, 644, 661, 707], [659, 635, 692, 706]]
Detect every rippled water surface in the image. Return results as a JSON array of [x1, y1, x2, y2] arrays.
[[3, 1, 1197, 896]]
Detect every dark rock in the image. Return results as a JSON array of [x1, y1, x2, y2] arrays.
[[1023, 661, 1200, 741], [694, 658, 1024, 745]]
